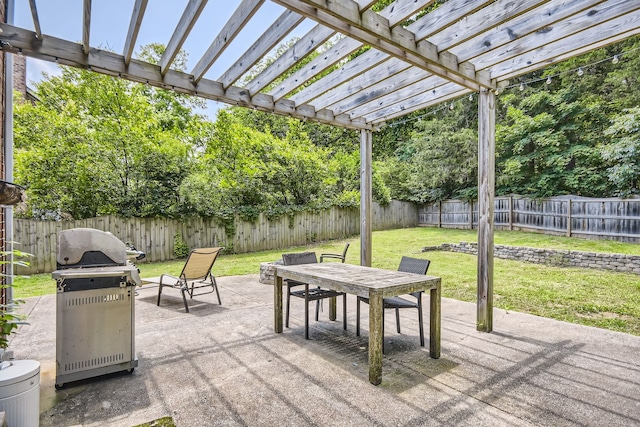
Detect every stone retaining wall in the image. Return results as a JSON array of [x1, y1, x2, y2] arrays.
[[259, 260, 283, 284], [422, 242, 640, 275]]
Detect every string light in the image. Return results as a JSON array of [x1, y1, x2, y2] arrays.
[[387, 46, 637, 128], [502, 46, 639, 92]]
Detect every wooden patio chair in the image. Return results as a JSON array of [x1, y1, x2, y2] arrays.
[[356, 256, 431, 349], [282, 251, 347, 339], [152, 247, 224, 313]]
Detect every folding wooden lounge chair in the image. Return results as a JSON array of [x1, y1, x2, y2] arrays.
[[152, 247, 223, 313], [282, 251, 347, 339], [356, 256, 431, 349]]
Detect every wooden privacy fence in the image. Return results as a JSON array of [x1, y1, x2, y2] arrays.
[[418, 196, 640, 242], [14, 200, 417, 275]]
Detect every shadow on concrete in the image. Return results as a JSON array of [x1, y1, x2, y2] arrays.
[[8, 274, 640, 426]]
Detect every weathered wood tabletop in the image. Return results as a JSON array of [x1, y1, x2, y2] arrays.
[[273, 262, 441, 385]]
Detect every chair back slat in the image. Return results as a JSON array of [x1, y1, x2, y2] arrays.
[[398, 256, 430, 275], [341, 243, 350, 259], [282, 252, 318, 266], [181, 247, 223, 280]]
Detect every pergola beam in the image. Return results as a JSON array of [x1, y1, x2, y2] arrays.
[[27, 0, 42, 40], [159, 0, 208, 76], [347, 75, 448, 119], [365, 82, 467, 123], [490, 8, 640, 80], [123, 0, 148, 66], [310, 57, 412, 111], [452, 0, 608, 63], [219, 10, 304, 89], [268, 36, 363, 101], [0, 23, 371, 131], [82, 0, 91, 55], [472, 0, 640, 73], [244, 23, 334, 96], [191, 0, 264, 84], [273, 0, 493, 91], [290, 48, 394, 105]]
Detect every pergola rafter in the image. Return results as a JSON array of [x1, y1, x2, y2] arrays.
[[2, 0, 639, 332]]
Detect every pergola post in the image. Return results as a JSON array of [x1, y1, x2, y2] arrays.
[[477, 88, 495, 332], [360, 129, 372, 267]]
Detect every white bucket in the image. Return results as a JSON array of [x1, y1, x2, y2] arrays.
[[0, 360, 40, 427]]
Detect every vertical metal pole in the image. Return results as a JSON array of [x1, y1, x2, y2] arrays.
[[477, 88, 495, 332], [4, 0, 15, 303], [360, 129, 372, 267]]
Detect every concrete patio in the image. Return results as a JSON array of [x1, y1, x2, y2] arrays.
[[9, 274, 640, 426]]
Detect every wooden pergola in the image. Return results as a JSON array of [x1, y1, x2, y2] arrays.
[[2, 0, 639, 332]]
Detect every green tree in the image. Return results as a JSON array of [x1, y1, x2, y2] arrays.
[[14, 60, 206, 219], [600, 107, 640, 195]]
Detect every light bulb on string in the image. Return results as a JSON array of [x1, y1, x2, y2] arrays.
[[546, 76, 552, 85], [449, 103, 455, 110], [468, 93, 473, 101], [612, 55, 619, 64], [577, 68, 584, 77], [519, 82, 525, 91]]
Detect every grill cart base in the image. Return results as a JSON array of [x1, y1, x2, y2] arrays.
[[54, 280, 138, 389]]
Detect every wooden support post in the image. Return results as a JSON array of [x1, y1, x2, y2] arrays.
[[360, 129, 372, 267], [438, 201, 442, 228], [477, 88, 495, 333]]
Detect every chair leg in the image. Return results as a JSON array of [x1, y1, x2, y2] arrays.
[[343, 294, 347, 330], [315, 298, 321, 321], [356, 297, 361, 336], [304, 284, 310, 340], [285, 285, 292, 328], [418, 297, 425, 347], [395, 307, 401, 333], [212, 277, 222, 305], [181, 287, 190, 313], [156, 284, 163, 306]]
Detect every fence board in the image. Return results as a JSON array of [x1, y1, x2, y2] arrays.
[[419, 196, 640, 243], [14, 201, 415, 275]]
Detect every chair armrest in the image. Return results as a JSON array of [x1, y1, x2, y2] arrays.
[[159, 273, 181, 286], [320, 254, 344, 262]]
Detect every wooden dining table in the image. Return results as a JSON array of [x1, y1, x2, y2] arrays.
[[273, 262, 441, 385]]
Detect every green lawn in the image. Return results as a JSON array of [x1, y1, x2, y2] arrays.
[[14, 227, 640, 335]]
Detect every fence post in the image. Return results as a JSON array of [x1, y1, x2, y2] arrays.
[[566, 199, 572, 237], [509, 196, 513, 230], [469, 201, 474, 229], [438, 201, 442, 228]]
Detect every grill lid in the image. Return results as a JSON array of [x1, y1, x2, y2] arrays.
[[57, 228, 127, 267]]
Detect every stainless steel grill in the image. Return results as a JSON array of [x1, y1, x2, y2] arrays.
[[52, 228, 142, 389]]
